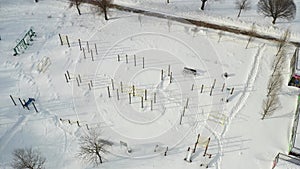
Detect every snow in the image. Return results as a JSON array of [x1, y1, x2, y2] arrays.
[[0, 0, 300, 169]]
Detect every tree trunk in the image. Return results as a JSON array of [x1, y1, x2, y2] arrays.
[[237, 8, 242, 18], [272, 17, 277, 24], [104, 8, 109, 20], [201, 0, 207, 10], [167, 0, 169, 3], [76, 4, 81, 15], [96, 151, 103, 164]]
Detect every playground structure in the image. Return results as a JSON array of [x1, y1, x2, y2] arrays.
[[56, 29, 249, 167], [13, 28, 36, 56]]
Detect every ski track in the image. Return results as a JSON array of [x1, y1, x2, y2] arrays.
[[221, 43, 265, 137], [201, 43, 265, 169], [0, 115, 29, 153]]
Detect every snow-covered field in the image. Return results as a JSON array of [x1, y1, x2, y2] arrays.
[[0, 0, 300, 169]]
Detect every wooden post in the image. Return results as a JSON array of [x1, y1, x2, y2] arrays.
[[10, 95, 17, 106], [86, 124, 89, 130], [230, 87, 234, 95], [116, 89, 120, 100], [179, 113, 183, 125], [88, 83, 91, 90], [90, 80, 93, 87], [193, 134, 200, 153], [126, 54, 128, 63], [78, 39, 82, 50], [118, 54, 120, 62], [77, 121, 80, 127], [154, 93, 156, 103], [134, 55, 136, 66], [111, 79, 115, 90], [58, 34, 63, 45], [87, 41, 90, 53], [64, 74, 69, 83], [129, 93, 131, 104], [221, 83, 225, 92], [203, 137, 211, 156], [145, 89, 147, 100], [66, 70, 71, 80], [107, 86, 111, 98], [164, 146, 168, 156], [78, 74, 82, 83], [185, 98, 189, 109], [201, 85, 204, 93], [191, 84, 194, 91], [184, 147, 192, 162], [66, 35, 70, 47], [76, 77, 80, 86], [168, 65, 170, 76], [91, 49, 94, 61], [210, 86, 213, 96], [18, 98, 24, 108], [94, 44, 98, 55], [132, 85, 135, 96], [120, 82, 123, 93], [23, 99, 29, 110], [182, 106, 186, 116], [83, 48, 86, 59], [141, 97, 144, 108], [142, 57, 145, 68], [161, 69, 164, 80], [151, 100, 153, 111], [212, 79, 216, 89], [32, 102, 38, 113], [170, 72, 172, 83]]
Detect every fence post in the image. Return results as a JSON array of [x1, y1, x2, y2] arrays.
[[58, 34, 63, 45], [94, 43, 98, 55], [83, 48, 86, 59], [10, 95, 17, 106], [91, 49, 94, 61], [116, 89, 120, 100], [66, 35, 70, 47], [142, 57, 145, 69], [87, 41, 90, 53], [32, 102, 38, 113], [78, 39, 82, 50], [134, 55, 136, 66], [107, 86, 111, 98]]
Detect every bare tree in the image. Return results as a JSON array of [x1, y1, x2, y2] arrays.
[[11, 148, 46, 169], [78, 128, 113, 166], [89, 0, 113, 20], [70, 0, 84, 15], [201, 0, 208, 10], [257, 0, 296, 24], [235, 0, 251, 17], [262, 94, 280, 120], [266, 73, 283, 97]]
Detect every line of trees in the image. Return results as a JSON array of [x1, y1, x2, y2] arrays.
[[199, 0, 296, 24], [10, 128, 112, 168], [261, 30, 290, 120], [69, 0, 113, 20]]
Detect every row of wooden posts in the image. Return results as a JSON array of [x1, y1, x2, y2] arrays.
[[9, 95, 38, 113], [59, 118, 90, 130], [184, 134, 212, 168]]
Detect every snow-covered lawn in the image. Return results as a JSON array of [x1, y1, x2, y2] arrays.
[[0, 0, 299, 169]]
